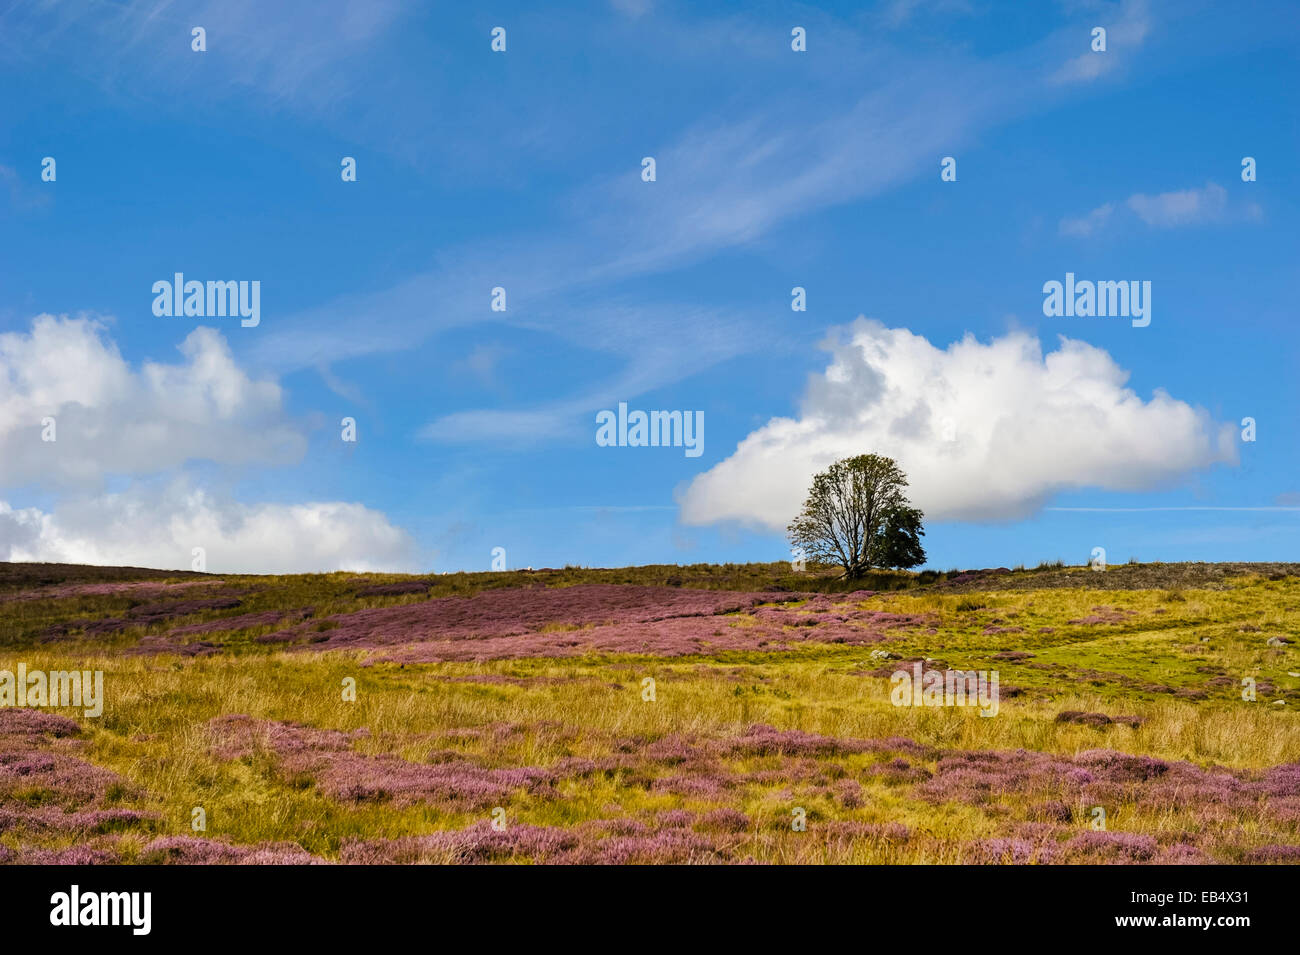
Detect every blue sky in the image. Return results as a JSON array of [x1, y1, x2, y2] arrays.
[[1, 0, 1297, 574]]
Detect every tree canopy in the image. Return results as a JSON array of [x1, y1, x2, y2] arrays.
[[787, 454, 927, 578]]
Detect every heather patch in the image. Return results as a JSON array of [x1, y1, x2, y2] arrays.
[[696, 807, 750, 832], [340, 818, 726, 865], [1242, 844, 1300, 863], [1055, 710, 1144, 728], [0, 708, 152, 861], [368, 614, 900, 664], [1067, 607, 1137, 626], [0, 806, 154, 835], [139, 835, 324, 865], [41, 596, 244, 640], [271, 584, 802, 643], [915, 743, 1300, 845], [968, 836, 1058, 865], [166, 609, 313, 638], [0, 709, 81, 740], [969, 827, 1207, 866], [13, 845, 123, 864], [0, 749, 129, 810], [0, 580, 223, 604], [126, 637, 226, 657], [208, 715, 554, 809], [1063, 830, 1158, 862], [0, 710, 129, 812], [254, 585, 844, 660]]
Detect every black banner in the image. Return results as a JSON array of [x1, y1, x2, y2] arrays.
[[0, 863, 1273, 942]]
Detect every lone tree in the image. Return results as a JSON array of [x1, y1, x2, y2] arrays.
[[787, 454, 927, 578]]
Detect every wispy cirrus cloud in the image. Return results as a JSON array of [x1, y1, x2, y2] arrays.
[[1050, 0, 1152, 85], [1059, 201, 1116, 237], [0, 0, 409, 113], [52, 0, 1242, 454], [417, 301, 757, 445], [251, 8, 1166, 444], [877, 0, 977, 30]]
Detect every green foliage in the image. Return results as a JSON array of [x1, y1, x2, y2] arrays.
[[873, 505, 926, 570], [787, 454, 925, 578]]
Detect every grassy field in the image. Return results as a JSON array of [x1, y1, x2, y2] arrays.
[[1, 560, 1298, 864]]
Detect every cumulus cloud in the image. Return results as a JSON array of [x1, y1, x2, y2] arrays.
[[678, 320, 1236, 529], [0, 315, 305, 488], [0, 314, 417, 573], [0, 482, 419, 574]]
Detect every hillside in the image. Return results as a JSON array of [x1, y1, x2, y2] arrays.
[[0, 560, 1297, 864]]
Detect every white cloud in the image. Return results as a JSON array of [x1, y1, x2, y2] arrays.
[[0, 0, 407, 114], [1050, 0, 1151, 85], [417, 302, 758, 445], [678, 320, 1236, 529], [251, 9, 1046, 385], [1059, 201, 1115, 236], [1052, 48, 1110, 84], [1126, 181, 1229, 227], [0, 314, 417, 573], [0, 315, 305, 488], [242, 0, 1181, 444], [0, 482, 419, 574], [1060, 182, 1260, 235]]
